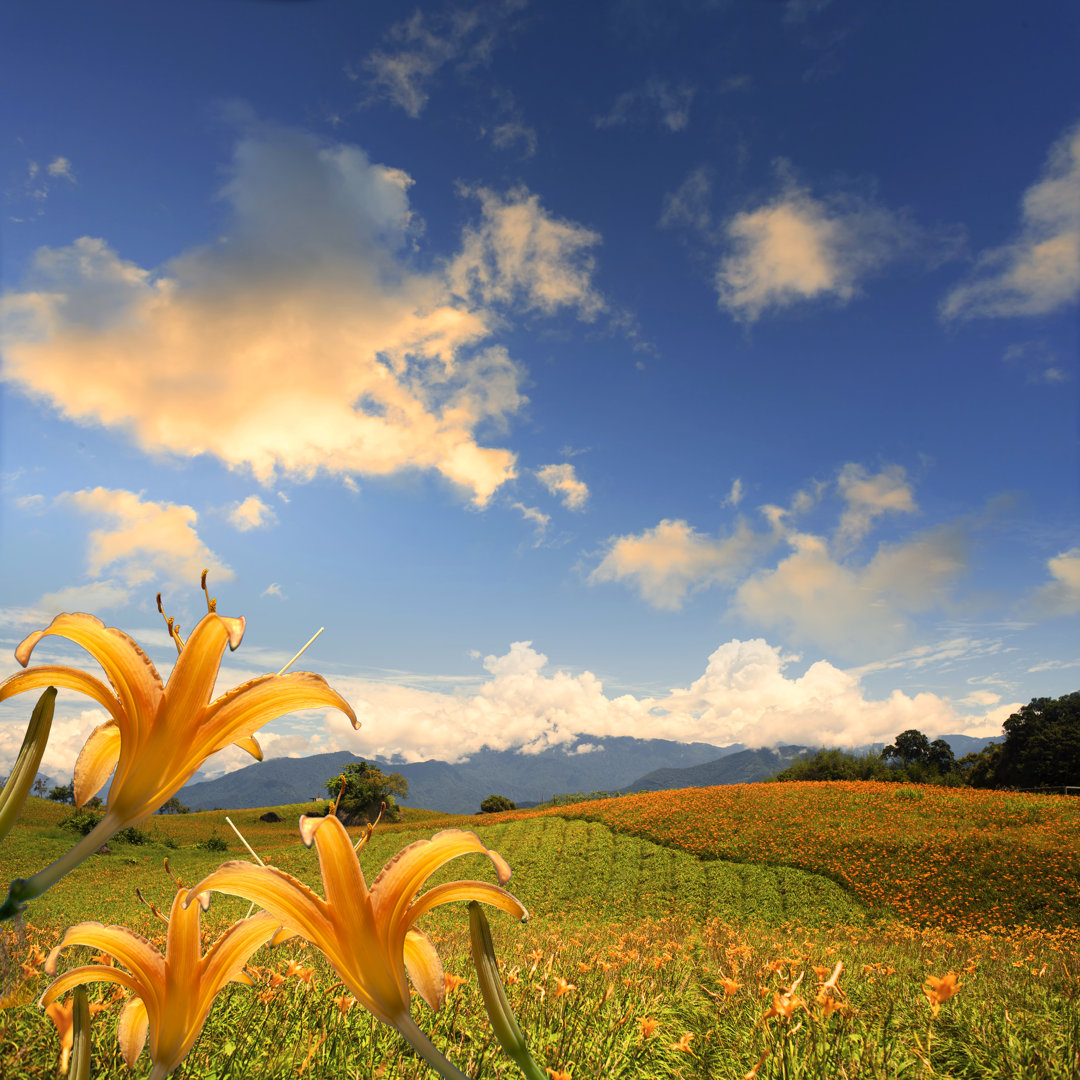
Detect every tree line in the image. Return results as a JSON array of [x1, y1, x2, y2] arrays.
[[771, 692, 1079, 788]]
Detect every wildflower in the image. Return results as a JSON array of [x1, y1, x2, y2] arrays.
[[744, 1051, 769, 1079], [443, 973, 467, 994], [671, 1032, 695, 1055], [639, 1015, 660, 1038], [546, 1070, 572, 1080], [552, 977, 577, 998], [44, 988, 107, 1074], [188, 815, 527, 1080], [0, 583, 357, 920], [923, 972, 961, 1014], [40, 886, 279, 1080]]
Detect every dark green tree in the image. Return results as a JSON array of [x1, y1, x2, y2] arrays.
[[327, 761, 408, 824], [882, 730, 932, 766], [157, 796, 190, 814], [927, 739, 957, 774], [480, 794, 516, 813], [48, 781, 74, 804], [959, 743, 1003, 788], [996, 692, 1080, 787]]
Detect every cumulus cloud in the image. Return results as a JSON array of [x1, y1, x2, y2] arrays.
[[591, 464, 970, 652], [595, 80, 696, 132], [716, 176, 920, 322], [536, 463, 589, 511], [1026, 547, 1080, 617], [1, 124, 604, 507], [263, 582, 284, 598], [227, 494, 277, 532], [590, 518, 767, 610], [450, 185, 605, 319], [363, 1, 527, 118], [56, 487, 231, 594], [735, 524, 967, 653], [835, 463, 917, 548], [942, 121, 1080, 319], [195, 637, 1015, 770]]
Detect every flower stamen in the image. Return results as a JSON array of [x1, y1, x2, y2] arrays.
[[201, 569, 217, 614]]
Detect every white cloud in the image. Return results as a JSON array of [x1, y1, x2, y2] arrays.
[[591, 464, 969, 652], [0, 707, 111, 788], [716, 175, 919, 322], [14, 493, 46, 513], [450, 185, 606, 319], [38, 580, 135, 613], [363, 1, 526, 118], [723, 478, 744, 508], [511, 501, 550, 544], [1026, 547, 1080, 617], [595, 80, 695, 132], [591, 518, 767, 610], [46, 157, 76, 182], [942, 121, 1080, 319], [263, 582, 284, 598], [536, 463, 589, 511], [0, 124, 609, 506], [55, 487, 232, 593], [835, 463, 917, 548], [490, 120, 538, 158], [735, 524, 967, 653], [188, 637, 1016, 768], [227, 494, 277, 532], [659, 166, 715, 234]]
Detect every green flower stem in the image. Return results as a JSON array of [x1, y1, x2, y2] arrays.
[[469, 902, 547, 1080], [393, 1012, 473, 1080], [0, 811, 122, 921], [69, 983, 91, 1080], [0, 687, 56, 843]]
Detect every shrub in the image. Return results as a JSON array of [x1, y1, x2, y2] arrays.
[[59, 808, 104, 836], [194, 832, 228, 852], [113, 825, 148, 845]]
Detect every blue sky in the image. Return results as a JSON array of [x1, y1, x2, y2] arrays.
[[1, 0, 1077, 783]]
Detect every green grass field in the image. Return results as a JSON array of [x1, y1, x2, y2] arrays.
[[1, 787, 1078, 1079]]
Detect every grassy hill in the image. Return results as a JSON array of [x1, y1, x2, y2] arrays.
[[0, 783, 1077, 1079]]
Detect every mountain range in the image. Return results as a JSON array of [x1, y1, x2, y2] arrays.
[[172, 734, 999, 815]]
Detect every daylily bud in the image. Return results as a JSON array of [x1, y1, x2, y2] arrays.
[[469, 902, 546, 1080], [0, 687, 55, 844]]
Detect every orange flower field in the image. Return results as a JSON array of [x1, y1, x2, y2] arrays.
[[503, 781, 1080, 934]]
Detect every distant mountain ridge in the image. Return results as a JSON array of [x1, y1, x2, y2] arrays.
[[177, 737, 744, 814], [174, 733, 999, 814]]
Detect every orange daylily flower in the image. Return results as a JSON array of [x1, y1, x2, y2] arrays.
[[924, 971, 962, 1014], [187, 814, 527, 1080], [552, 977, 577, 998], [40, 887, 279, 1080], [639, 1015, 660, 1038], [671, 1032, 696, 1055], [0, 596, 357, 919], [443, 972, 467, 994], [44, 993, 108, 1073]]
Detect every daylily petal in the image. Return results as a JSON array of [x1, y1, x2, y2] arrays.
[[233, 735, 263, 761], [0, 665, 123, 727], [403, 880, 529, 930], [200, 912, 279, 1003], [185, 862, 333, 954], [164, 890, 203, 996], [46, 923, 164, 1021], [299, 815, 372, 927], [200, 672, 358, 758], [16, 614, 163, 734], [372, 830, 513, 931], [73, 721, 121, 806], [39, 966, 142, 1008], [117, 996, 149, 1070], [157, 615, 239, 730], [403, 928, 445, 1012]]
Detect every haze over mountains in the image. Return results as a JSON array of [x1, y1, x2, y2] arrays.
[[172, 735, 999, 815]]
